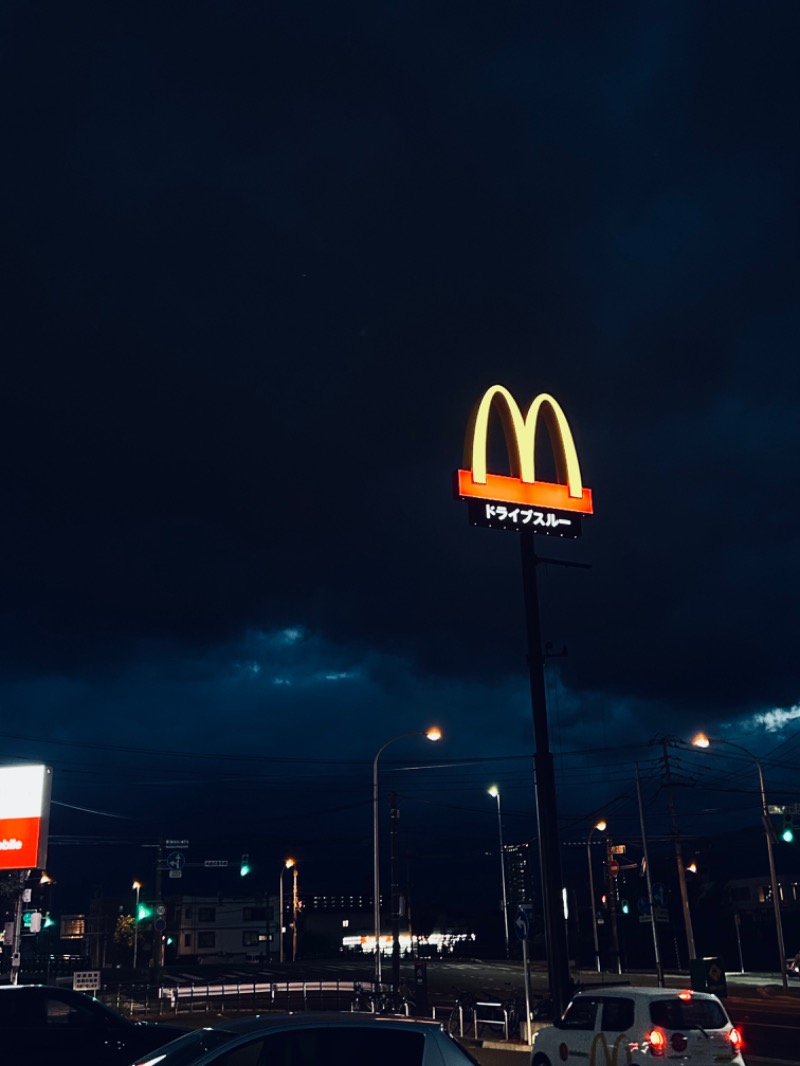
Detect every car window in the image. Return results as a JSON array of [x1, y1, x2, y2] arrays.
[[600, 997, 635, 1031], [44, 995, 96, 1027], [649, 998, 727, 1031], [135, 1028, 236, 1066], [261, 1028, 427, 1066], [561, 998, 600, 1031]]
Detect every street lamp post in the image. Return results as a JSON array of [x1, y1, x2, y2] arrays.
[[373, 727, 441, 989], [693, 734, 788, 991], [488, 786, 510, 958], [278, 859, 295, 964], [586, 820, 606, 973], [132, 881, 142, 971]]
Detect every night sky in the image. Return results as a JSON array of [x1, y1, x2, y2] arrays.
[[1, 3, 798, 917]]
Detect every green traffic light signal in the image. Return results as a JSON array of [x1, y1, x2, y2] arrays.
[[782, 825, 794, 844], [22, 911, 32, 930], [240, 854, 251, 877], [621, 900, 630, 915], [137, 902, 153, 921]]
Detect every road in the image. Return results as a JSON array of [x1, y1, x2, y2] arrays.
[[154, 956, 800, 1065]]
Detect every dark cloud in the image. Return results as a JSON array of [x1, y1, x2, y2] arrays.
[[0, 1, 798, 908]]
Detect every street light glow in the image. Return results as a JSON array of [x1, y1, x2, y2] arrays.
[[426, 727, 442, 742], [594, 820, 607, 832], [692, 733, 710, 748], [488, 785, 499, 798]]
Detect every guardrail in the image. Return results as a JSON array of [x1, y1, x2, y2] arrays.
[[158, 979, 361, 1014]]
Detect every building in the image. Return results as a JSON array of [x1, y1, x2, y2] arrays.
[[170, 895, 276, 963]]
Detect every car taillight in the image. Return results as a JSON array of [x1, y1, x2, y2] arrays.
[[645, 1029, 667, 1057], [671, 1032, 688, 1052], [729, 1027, 744, 1052]]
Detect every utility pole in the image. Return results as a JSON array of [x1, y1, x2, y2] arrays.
[[390, 792, 401, 991], [659, 737, 695, 962], [635, 763, 665, 986]]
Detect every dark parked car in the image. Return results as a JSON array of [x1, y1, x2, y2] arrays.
[[0, 983, 187, 1066], [131, 1012, 482, 1066]]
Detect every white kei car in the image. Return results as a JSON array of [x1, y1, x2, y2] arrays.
[[530, 987, 745, 1066]]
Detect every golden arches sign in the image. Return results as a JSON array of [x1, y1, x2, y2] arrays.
[[589, 1032, 633, 1066], [455, 384, 593, 514]]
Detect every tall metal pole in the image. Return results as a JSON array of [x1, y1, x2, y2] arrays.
[[489, 787, 510, 957], [278, 861, 295, 963], [291, 865, 299, 962], [660, 738, 695, 963], [520, 532, 571, 1016], [586, 822, 605, 973], [132, 882, 141, 971], [390, 792, 401, 990], [9, 870, 29, 985], [635, 764, 664, 986], [373, 729, 441, 990]]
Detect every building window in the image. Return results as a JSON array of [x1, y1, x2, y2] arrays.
[[243, 907, 267, 921], [184, 933, 192, 947], [184, 907, 192, 918], [60, 917, 86, 939], [198, 907, 216, 922], [242, 931, 260, 947], [198, 932, 215, 949]]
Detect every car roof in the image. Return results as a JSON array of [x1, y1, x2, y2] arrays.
[[197, 1013, 446, 1036], [572, 987, 721, 1002]]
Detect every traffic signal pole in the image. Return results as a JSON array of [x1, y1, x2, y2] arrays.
[[520, 532, 571, 1017]]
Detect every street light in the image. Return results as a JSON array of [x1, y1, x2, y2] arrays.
[[487, 786, 510, 958], [373, 727, 441, 989], [692, 733, 788, 991], [586, 820, 607, 973], [132, 881, 142, 971], [278, 858, 295, 964]]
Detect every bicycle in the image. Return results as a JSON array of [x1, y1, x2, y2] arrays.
[[375, 984, 415, 1016], [447, 989, 477, 1037], [350, 982, 375, 1013], [500, 990, 522, 1041]]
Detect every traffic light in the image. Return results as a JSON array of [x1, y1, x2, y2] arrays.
[[240, 854, 251, 877], [137, 902, 153, 921], [22, 911, 42, 932], [782, 811, 795, 844], [621, 900, 630, 915]]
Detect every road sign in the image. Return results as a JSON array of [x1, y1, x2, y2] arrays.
[[514, 906, 532, 941], [204, 860, 229, 867], [608, 858, 620, 877], [169, 870, 182, 878], [167, 851, 185, 870], [73, 971, 101, 991], [154, 917, 166, 932], [156, 905, 166, 916], [166, 839, 189, 847], [652, 882, 666, 907]]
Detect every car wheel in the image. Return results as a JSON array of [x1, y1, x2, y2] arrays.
[[533, 1054, 552, 1066]]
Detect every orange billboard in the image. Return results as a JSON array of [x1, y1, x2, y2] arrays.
[[455, 385, 592, 535]]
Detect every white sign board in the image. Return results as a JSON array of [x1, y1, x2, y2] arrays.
[[73, 971, 101, 992]]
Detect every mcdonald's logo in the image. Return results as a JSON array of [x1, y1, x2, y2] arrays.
[[589, 1032, 633, 1066], [455, 385, 593, 515]]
